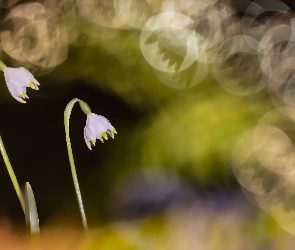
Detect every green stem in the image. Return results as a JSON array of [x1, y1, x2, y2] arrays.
[[0, 136, 25, 213], [64, 98, 88, 231], [0, 60, 7, 71]]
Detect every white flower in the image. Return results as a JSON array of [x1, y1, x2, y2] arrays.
[[84, 113, 117, 150], [3, 67, 40, 103]]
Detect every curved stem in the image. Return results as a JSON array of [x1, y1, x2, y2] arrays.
[[0, 136, 25, 213], [64, 98, 88, 231]]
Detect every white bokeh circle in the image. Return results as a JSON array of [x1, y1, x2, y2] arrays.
[[140, 12, 200, 73]]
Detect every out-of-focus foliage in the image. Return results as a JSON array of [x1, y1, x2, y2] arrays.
[[0, 201, 295, 249], [37, 28, 272, 185], [45, 29, 174, 110]]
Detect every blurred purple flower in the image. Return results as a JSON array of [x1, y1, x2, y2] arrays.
[[84, 113, 117, 150], [3, 67, 39, 103]]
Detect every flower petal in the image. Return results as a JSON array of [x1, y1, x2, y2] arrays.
[[84, 113, 116, 149], [3, 67, 39, 103]]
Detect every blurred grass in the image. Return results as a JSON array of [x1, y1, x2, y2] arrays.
[[1, 203, 295, 250]]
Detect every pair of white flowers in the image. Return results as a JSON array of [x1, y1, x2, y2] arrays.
[[3, 66, 116, 149]]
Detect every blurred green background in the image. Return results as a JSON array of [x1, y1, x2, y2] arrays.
[[0, 0, 295, 248], [0, 27, 268, 219]]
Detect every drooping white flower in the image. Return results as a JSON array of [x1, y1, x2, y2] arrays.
[[3, 67, 39, 103], [84, 113, 117, 150]]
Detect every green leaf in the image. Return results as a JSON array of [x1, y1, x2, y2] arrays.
[[25, 182, 40, 234]]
